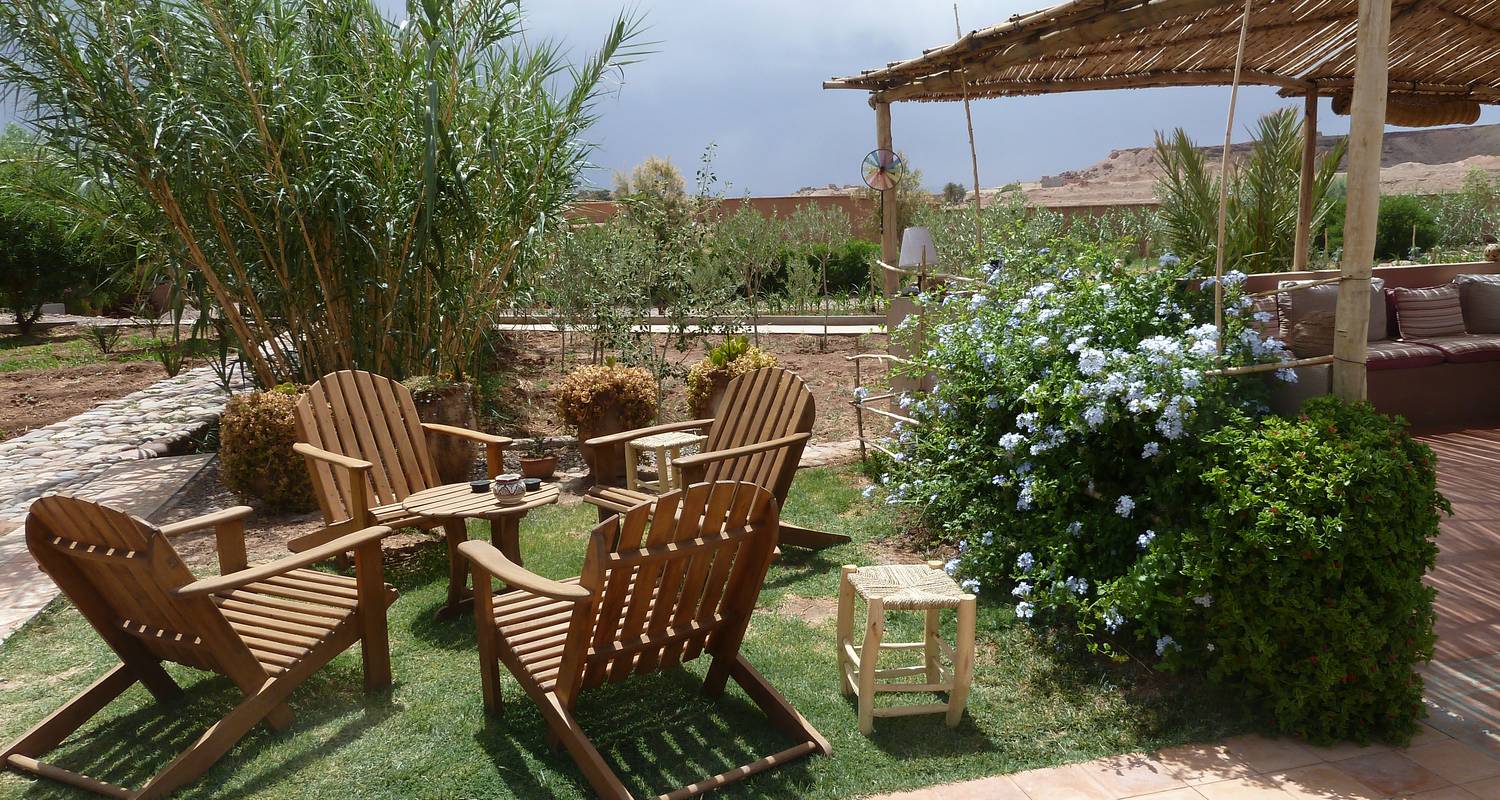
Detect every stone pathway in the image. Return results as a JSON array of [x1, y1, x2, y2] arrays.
[[0, 366, 248, 644], [0, 364, 248, 526]]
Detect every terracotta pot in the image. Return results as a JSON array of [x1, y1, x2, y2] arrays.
[[577, 408, 628, 483], [411, 382, 477, 484], [692, 372, 733, 419], [519, 454, 559, 479]]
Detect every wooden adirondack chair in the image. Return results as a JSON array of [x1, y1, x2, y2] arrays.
[[459, 481, 829, 800], [2, 494, 395, 800], [584, 366, 848, 549], [292, 370, 511, 609]]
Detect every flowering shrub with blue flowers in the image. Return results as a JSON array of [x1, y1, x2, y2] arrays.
[[878, 243, 1444, 743]]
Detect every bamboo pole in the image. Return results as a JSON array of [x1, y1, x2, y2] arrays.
[[1212, 0, 1254, 354], [1293, 92, 1319, 270], [1332, 0, 1393, 402], [875, 100, 900, 297], [954, 5, 984, 255]]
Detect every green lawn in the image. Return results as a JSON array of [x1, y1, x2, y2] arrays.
[[0, 328, 216, 373], [0, 468, 1248, 799]]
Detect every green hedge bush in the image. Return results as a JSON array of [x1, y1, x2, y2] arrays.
[[1181, 397, 1445, 742]]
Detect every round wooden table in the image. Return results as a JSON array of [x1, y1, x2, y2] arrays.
[[402, 483, 560, 617]]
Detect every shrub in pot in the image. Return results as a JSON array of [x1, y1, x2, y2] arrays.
[[518, 438, 560, 479], [404, 375, 478, 484], [219, 385, 315, 512], [556, 364, 656, 481], [685, 336, 778, 419]]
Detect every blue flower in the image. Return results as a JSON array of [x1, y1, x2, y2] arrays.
[[1115, 495, 1136, 517], [1015, 601, 1035, 620], [999, 432, 1026, 451], [1159, 252, 1181, 268], [1193, 594, 1213, 607], [960, 577, 980, 594], [1063, 575, 1089, 596], [1103, 608, 1125, 632], [943, 558, 960, 576], [1141, 441, 1160, 458], [1155, 635, 1178, 656], [1067, 520, 1082, 537], [1011, 581, 1032, 598], [1276, 368, 1299, 384], [1016, 551, 1035, 572], [981, 530, 994, 545], [862, 485, 877, 498], [1138, 529, 1156, 548]]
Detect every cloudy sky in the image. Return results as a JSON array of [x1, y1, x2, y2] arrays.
[[519, 1, 1500, 196]]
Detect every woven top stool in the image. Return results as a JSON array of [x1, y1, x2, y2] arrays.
[[837, 561, 976, 735], [623, 430, 707, 494]]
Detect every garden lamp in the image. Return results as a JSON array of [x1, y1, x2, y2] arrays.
[[898, 227, 937, 293]]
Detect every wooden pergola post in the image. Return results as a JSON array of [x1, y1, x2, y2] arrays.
[[1332, 0, 1393, 402], [1292, 91, 1318, 271], [874, 99, 900, 296]]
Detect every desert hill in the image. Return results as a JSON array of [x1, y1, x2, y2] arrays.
[[1012, 123, 1500, 208]]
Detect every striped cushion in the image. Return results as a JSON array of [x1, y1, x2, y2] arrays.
[[1394, 285, 1466, 339]]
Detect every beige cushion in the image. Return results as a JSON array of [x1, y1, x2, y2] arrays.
[[1278, 277, 1386, 357], [1393, 284, 1466, 339], [1454, 274, 1500, 334]]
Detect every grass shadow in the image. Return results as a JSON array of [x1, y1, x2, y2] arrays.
[[19, 663, 399, 800], [477, 667, 819, 799]]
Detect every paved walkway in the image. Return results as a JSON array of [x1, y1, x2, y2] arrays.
[[496, 321, 885, 336], [0, 365, 247, 643], [0, 364, 247, 526], [873, 428, 1500, 800]]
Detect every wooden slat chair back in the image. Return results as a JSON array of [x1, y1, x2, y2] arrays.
[[295, 370, 437, 527], [684, 367, 815, 503], [462, 481, 829, 799], [24, 496, 260, 682], [3, 494, 395, 800]]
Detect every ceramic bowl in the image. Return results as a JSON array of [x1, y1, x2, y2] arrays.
[[491, 473, 527, 505]]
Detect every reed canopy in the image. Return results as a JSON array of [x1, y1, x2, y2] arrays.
[[824, 0, 1500, 113], [0, 0, 645, 386]]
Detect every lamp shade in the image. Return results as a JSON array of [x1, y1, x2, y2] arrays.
[[898, 227, 937, 267]]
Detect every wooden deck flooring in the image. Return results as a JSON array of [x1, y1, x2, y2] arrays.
[[1418, 429, 1500, 743]]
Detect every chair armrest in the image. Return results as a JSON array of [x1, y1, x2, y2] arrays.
[[458, 540, 591, 602], [583, 418, 713, 449], [159, 506, 254, 538], [293, 442, 373, 472], [673, 432, 812, 472], [160, 506, 255, 575], [174, 525, 392, 598], [421, 423, 513, 448]]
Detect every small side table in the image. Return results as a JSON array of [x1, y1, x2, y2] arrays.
[[837, 561, 976, 735], [403, 483, 560, 618], [624, 431, 707, 494]]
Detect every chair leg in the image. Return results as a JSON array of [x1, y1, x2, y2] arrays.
[[2, 664, 137, 762], [836, 566, 856, 696], [858, 598, 884, 735], [355, 540, 392, 693], [947, 596, 976, 728], [134, 674, 298, 800], [537, 694, 634, 800]]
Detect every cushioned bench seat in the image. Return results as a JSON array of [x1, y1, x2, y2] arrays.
[[1366, 339, 1445, 370], [1410, 334, 1500, 364]]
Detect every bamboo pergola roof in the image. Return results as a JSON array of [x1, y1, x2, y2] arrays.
[[824, 0, 1500, 104]]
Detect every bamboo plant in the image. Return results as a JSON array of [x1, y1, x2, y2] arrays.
[[0, 0, 646, 385]]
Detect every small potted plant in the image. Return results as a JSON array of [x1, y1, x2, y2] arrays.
[[518, 437, 560, 479], [556, 363, 656, 481], [685, 336, 779, 419]]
